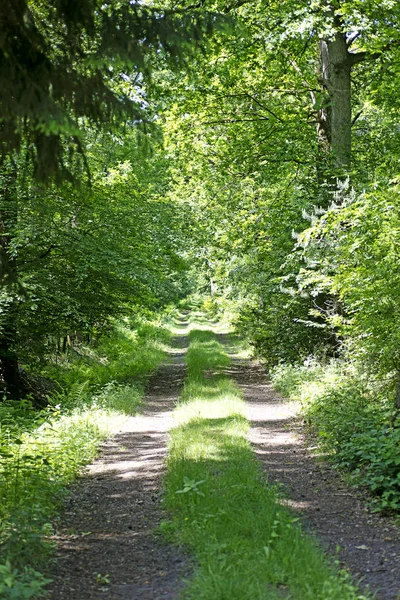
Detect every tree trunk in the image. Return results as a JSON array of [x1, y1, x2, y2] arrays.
[[0, 166, 21, 398], [320, 30, 352, 176], [394, 372, 400, 423], [0, 304, 21, 398]]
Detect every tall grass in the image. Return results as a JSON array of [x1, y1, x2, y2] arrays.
[[42, 315, 171, 389], [162, 328, 370, 600]]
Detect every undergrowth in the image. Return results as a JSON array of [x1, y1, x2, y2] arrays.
[[162, 325, 369, 599], [41, 314, 171, 389], [0, 312, 172, 598], [271, 360, 400, 512]]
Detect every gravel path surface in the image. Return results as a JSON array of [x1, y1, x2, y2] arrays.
[[47, 332, 189, 600]]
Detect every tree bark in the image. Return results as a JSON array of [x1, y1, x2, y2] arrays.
[[394, 371, 400, 421], [320, 30, 352, 176], [0, 302, 21, 398], [0, 166, 22, 399]]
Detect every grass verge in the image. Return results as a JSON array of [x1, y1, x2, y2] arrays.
[[162, 326, 370, 600], [0, 313, 172, 599]]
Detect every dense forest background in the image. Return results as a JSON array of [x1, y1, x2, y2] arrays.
[[1, 0, 400, 520]]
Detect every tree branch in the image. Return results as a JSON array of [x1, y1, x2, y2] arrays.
[[347, 32, 360, 47], [201, 117, 269, 125], [39, 244, 57, 259], [351, 110, 363, 126], [350, 39, 400, 66], [245, 94, 284, 122]]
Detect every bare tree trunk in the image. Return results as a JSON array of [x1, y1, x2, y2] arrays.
[[0, 166, 22, 399], [320, 30, 352, 176], [394, 372, 400, 423], [0, 302, 21, 398]]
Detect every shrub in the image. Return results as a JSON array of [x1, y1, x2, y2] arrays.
[[271, 360, 400, 512]]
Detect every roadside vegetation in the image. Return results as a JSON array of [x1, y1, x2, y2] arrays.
[[162, 322, 369, 600], [2, 0, 400, 596], [0, 313, 171, 599], [271, 359, 400, 513]]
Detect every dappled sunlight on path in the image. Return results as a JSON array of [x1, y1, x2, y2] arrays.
[[48, 315, 400, 600], [48, 329, 190, 600]]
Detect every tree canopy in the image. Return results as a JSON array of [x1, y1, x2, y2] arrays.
[[0, 0, 220, 179], [2, 0, 400, 416]]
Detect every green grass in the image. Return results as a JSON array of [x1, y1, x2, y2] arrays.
[[0, 313, 172, 599], [41, 314, 171, 390], [162, 326, 370, 600]]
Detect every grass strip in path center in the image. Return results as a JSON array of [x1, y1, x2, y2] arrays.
[[162, 325, 370, 600]]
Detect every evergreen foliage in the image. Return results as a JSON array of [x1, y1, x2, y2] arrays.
[[0, 0, 220, 180]]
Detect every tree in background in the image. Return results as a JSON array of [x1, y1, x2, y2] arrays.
[[160, 0, 400, 404]]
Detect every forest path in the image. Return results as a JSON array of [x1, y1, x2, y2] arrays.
[[48, 320, 400, 600], [48, 321, 190, 600], [221, 335, 400, 600]]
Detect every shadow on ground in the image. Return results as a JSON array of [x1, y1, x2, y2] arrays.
[[230, 357, 400, 600], [48, 332, 190, 600]]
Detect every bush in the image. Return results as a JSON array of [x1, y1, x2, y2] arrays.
[[270, 360, 400, 512], [0, 561, 50, 599]]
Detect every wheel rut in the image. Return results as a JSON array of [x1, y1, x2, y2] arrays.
[[227, 352, 400, 600], [48, 332, 189, 600], [48, 326, 400, 600]]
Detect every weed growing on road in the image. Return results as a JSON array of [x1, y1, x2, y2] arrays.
[[163, 326, 370, 600]]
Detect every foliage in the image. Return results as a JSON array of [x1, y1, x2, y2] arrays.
[[159, 0, 400, 377], [0, 0, 224, 181], [0, 125, 190, 398], [296, 182, 400, 378], [41, 314, 170, 391], [0, 561, 50, 600], [271, 361, 400, 511], [162, 321, 369, 599], [0, 0, 213, 397]]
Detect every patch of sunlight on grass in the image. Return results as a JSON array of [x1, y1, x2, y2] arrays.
[[161, 326, 371, 600], [231, 344, 252, 359], [183, 375, 239, 398], [169, 324, 190, 336], [174, 396, 246, 426], [169, 310, 233, 337]]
